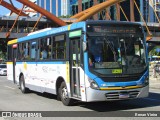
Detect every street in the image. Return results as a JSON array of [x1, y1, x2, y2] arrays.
[[0, 76, 160, 119]]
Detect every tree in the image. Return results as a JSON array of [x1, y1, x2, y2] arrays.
[[58, 15, 71, 18], [149, 46, 160, 56], [0, 40, 7, 60]]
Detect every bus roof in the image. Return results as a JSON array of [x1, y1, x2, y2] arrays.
[[7, 21, 86, 45], [86, 20, 142, 26], [7, 39, 18, 45], [27, 28, 52, 36], [7, 20, 142, 45]]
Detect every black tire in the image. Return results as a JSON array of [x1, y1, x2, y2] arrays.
[[59, 82, 74, 106], [19, 75, 28, 93], [57, 88, 61, 101]]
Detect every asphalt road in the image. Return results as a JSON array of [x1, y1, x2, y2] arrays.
[[0, 76, 160, 120]]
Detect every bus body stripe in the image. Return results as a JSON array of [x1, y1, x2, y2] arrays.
[[8, 39, 18, 45], [68, 25, 71, 30], [100, 85, 143, 90], [7, 62, 13, 64], [66, 61, 70, 83], [16, 61, 66, 64]]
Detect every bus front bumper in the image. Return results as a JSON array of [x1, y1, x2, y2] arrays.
[[85, 85, 149, 102]]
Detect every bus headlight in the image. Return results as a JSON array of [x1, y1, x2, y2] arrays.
[[89, 80, 99, 90], [144, 76, 149, 86]]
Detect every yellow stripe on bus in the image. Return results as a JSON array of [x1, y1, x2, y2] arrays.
[[8, 39, 18, 45], [68, 25, 71, 30], [66, 61, 70, 83], [100, 85, 143, 90], [7, 62, 13, 64]]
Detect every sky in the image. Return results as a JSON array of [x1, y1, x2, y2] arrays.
[[0, 0, 22, 16]]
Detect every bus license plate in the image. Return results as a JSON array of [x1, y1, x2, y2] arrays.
[[119, 94, 129, 99]]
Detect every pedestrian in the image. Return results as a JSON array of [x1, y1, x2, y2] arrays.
[[153, 64, 157, 78]]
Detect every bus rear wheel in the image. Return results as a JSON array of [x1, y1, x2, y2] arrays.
[[19, 75, 28, 93], [59, 82, 74, 106]]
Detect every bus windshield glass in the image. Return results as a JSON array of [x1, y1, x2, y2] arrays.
[[87, 24, 147, 76]]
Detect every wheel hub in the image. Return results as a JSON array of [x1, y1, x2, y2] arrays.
[[62, 87, 68, 101]]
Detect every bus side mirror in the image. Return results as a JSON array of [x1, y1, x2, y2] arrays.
[[83, 41, 87, 52]]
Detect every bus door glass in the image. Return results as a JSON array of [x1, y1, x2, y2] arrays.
[[12, 44, 17, 84], [70, 38, 81, 98], [31, 41, 42, 90]]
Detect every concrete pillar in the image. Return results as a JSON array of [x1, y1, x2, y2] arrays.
[[130, 0, 135, 21], [116, 3, 120, 20], [105, 7, 110, 20], [78, 0, 82, 13], [140, 0, 144, 22], [93, 0, 98, 20], [56, 0, 58, 16], [50, 0, 52, 14]]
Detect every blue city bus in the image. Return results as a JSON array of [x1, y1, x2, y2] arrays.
[[7, 21, 149, 106]]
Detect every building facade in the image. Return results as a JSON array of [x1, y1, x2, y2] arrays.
[[29, 0, 159, 22], [70, 0, 151, 22], [36, 0, 70, 17], [149, 0, 160, 22], [37, 0, 59, 16], [61, 0, 70, 16], [24, 0, 37, 17]]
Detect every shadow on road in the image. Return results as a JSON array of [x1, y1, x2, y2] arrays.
[[2, 77, 160, 113], [28, 90, 58, 100], [75, 92, 160, 112], [31, 91, 160, 112]]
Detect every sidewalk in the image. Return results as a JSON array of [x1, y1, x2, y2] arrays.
[[149, 65, 160, 89], [0, 118, 4, 120], [149, 76, 160, 89]]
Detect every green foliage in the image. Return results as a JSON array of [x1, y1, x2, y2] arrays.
[[0, 51, 6, 60], [0, 40, 7, 61], [58, 15, 71, 18], [149, 46, 160, 56]]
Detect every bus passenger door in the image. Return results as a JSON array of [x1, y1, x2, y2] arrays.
[[70, 39, 81, 98], [12, 45, 17, 84]]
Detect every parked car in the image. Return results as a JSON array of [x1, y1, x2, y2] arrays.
[[0, 64, 7, 76], [0, 68, 7, 76]]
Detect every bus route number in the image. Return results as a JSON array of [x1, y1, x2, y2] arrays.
[[112, 69, 122, 74]]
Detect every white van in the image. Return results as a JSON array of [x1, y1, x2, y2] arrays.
[[0, 64, 7, 76]]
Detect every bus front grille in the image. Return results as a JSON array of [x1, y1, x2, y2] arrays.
[[105, 90, 139, 100]]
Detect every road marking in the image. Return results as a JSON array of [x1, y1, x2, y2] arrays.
[[143, 98, 160, 102], [4, 86, 15, 90]]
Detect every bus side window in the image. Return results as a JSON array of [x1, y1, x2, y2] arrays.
[[31, 41, 36, 60], [17, 43, 26, 60], [57, 41, 66, 59], [40, 37, 51, 60], [53, 34, 66, 60], [23, 42, 30, 60]]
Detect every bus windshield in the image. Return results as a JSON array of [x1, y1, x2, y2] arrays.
[[87, 25, 147, 76]]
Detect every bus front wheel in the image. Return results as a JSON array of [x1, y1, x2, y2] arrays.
[[19, 75, 28, 93], [59, 82, 73, 106]]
